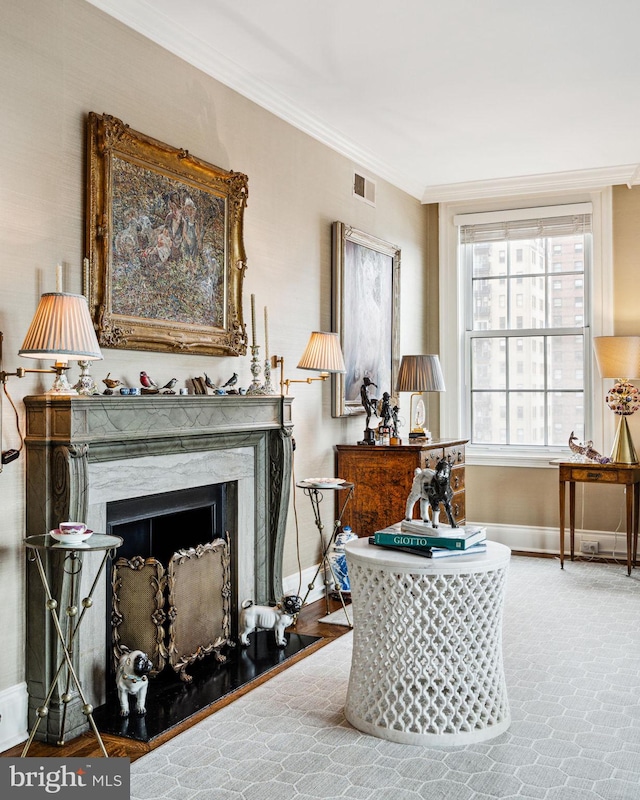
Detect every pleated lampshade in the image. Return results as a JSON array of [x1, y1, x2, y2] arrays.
[[19, 293, 102, 362], [297, 331, 346, 374], [395, 354, 446, 393]]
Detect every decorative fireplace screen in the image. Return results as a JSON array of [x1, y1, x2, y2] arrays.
[[112, 539, 233, 683]]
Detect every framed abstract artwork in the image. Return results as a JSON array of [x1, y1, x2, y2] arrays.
[[85, 112, 249, 356], [331, 221, 401, 417]]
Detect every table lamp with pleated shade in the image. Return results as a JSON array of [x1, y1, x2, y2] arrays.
[[593, 336, 640, 464], [395, 354, 446, 439]]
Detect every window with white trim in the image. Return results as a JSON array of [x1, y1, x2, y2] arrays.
[[457, 207, 591, 448]]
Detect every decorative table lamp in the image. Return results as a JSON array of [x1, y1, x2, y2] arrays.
[[395, 354, 446, 439], [593, 336, 640, 464], [17, 292, 103, 394]]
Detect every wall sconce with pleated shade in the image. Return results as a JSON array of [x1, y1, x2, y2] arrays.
[[2, 292, 103, 395], [593, 336, 640, 464], [272, 331, 346, 395], [395, 354, 446, 439]]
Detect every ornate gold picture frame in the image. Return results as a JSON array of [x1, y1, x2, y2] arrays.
[[331, 222, 401, 418], [86, 112, 249, 356]]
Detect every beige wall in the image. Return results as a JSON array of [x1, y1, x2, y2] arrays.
[[0, 0, 429, 695], [467, 185, 640, 536]]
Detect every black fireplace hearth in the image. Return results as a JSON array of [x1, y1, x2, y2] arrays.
[[93, 631, 320, 742]]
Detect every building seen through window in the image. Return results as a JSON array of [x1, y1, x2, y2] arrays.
[[461, 210, 591, 447]]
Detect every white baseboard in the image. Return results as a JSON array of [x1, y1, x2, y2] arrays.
[[0, 681, 28, 752], [470, 521, 631, 560]]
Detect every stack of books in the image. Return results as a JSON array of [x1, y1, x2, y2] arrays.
[[369, 520, 487, 559]]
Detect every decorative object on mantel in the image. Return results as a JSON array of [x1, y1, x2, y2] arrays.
[[74, 359, 101, 395], [593, 336, 640, 464], [102, 372, 122, 394], [272, 331, 346, 396], [568, 431, 610, 463], [358, 376, 378, 445], [140, 371, 159, 391], [191, 373, 247, 395], [160, 378, 178, 394], [221, 372, 239, 394], [246, 294, 267, 395], [263, 304, 275, 394], [331, 221, 401, 418], [395, 354, 446, 440], [191, 376, 207, 394], [85, 112, 249, 357]]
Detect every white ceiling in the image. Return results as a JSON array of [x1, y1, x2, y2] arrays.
[[86, 0, 640, 202]]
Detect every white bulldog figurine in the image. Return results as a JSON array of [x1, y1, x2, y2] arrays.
[[116, 649, 153, 717], [239, 595, 303, 648]]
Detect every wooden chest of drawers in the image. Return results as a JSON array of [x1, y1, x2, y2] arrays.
[[335, 439, 467, 537]]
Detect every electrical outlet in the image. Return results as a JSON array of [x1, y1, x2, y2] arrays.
[[581, 540, 599, 554]]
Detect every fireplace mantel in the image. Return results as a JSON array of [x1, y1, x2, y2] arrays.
[[24, 393, 293, 743]]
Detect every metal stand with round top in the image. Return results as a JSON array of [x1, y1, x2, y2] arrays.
[[22, 533, 123, 757], [296, 479, 354, 625]]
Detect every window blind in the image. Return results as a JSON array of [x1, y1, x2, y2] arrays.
[[458, 214, 592, 244], [454, 203, 592, 244]]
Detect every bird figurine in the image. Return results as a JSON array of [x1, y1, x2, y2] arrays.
[[161, 378, 178, 394], [140, 371, 158, 389], [102, 373, 121, 395], [222, 373, 238, 389], [204, 373, 217, 391]]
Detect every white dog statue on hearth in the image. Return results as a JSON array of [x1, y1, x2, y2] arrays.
[[238, 595, 303, 648], [116, 648, 153, 717]]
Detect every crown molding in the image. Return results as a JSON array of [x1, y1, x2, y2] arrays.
[[84, 0, 424, 199], [85, 2, 640, 205], [421, 164, 640, 204]]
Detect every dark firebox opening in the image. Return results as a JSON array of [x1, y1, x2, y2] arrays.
[[105, 483, 235, 688]]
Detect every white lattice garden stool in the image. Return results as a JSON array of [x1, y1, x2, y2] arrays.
[[344, 538, 511, 746]]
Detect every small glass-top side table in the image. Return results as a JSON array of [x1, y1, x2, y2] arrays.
[[296, 479, 354, 626], [22, 533, 123, 757]]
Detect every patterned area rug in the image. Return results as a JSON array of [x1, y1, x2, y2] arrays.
[[318, 607, 352, 627], [131, 555, 640, 800]]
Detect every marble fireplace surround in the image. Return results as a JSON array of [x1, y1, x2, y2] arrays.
[[24, 394, 293, 743]]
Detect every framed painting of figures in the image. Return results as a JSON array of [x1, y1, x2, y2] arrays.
[[331, 221, 401, 417], [86, 112, 248, 356]]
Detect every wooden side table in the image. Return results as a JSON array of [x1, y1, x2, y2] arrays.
[[335, 439, 467, 537], [557, 461, 640, 575]]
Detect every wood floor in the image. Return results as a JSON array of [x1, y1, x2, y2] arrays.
[[0, 596, 351, 761]]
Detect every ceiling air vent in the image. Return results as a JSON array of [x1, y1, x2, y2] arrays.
[[353, 172, 376, 206]]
